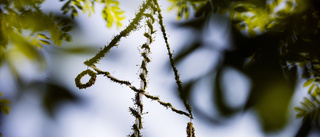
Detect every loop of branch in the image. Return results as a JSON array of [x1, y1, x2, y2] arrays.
[[75, 69, 97, 89]]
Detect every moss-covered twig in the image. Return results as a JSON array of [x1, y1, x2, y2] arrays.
[[153, 0, 193, 119], [90, 65, 192, 118]]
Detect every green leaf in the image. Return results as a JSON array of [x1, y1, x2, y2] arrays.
[[61, 26, 72, 32], [304, 78, 315, 87], [61, 0, 71, 11], [0, 99, 10, 104], [39, 39, 51, 45], [37, 33, 50, 40], [0, 105, 10, 115], [102, 0, 125, 28], [57, 20, 69, 27], [63, 33, 72, 42], [75, 2, 83, 10], [72, 7, 78, 18]]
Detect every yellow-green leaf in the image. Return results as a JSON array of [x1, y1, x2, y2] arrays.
[[38, 33, 50, 40], [39, 40, 51, 45], [304, 78, 314, 87]]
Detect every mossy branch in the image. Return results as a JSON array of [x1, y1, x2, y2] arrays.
[[84, 0, 153, 67], [75, 0, 195, 136], [153, 0, 193, 119], [89, 65, 193, 118]]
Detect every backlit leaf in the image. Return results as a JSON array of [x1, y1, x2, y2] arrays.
[[304, 78, 315, 87]]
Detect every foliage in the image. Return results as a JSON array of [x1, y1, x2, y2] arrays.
[[295, 96, 320, 124], [229, 0, 308, 37], [168, 0, 208, 20], [0, 0, 73, 69], [0, 0, 108, 135], [0, 93, 10, 115], [60, 0, 125, 28], [167, 0, 320, 135], [0, 92, 10, 137], [0, 0, 72, 123]]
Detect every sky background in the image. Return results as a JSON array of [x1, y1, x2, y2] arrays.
[[0, 0, 308, 137]]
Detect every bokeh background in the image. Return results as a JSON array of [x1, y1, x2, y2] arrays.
[[0, 0, 315, 136]]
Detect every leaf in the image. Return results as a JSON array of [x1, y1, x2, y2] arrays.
[[168, 0, 207, 20], [0, 105, 10, 115], [63, 33, 72, 42], [72, 7, 78, 18], [304, 78, 314, 87], [295, 95, 320, 125], [102, 0, 125, 28], [57, 20, 69, 27], [37, 33, 50, 40], [0, 99, 10, 104], [75, 2, 83, 10], [0, 92, 10, 115], [61, 0, 71, 11], [39, 39, 51, 45], [61, 26, 72, 32]]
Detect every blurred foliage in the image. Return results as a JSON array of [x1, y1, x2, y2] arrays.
[[60, 0, 125, 28], [0, 0, 74, 73], [29, 81, 80, 118], [0, 93, 10, 115], [0, 0, 124, 135], [168, 0, 209, 20], [0, 0, 86, 134], [0, 0, 73, 124], [168, 0, 320, 135]]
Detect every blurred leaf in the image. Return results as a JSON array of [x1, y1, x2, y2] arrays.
[[61, 26, 72, 32], [174, 42, 202, 63], [304, 78, 315, 87], [63, 33, 72, 42], [102, 0, 125, 28], [9, 31, 44, 61], [37, 33, 50, 40], [58, 46, 98, 54], [295, 96, 320, 126], [42, 83, 79, 118], [39, 39, 51, 45], [253, 81, 293, 131], [168, 0, 208, 20], [0, 93, 10, 115]]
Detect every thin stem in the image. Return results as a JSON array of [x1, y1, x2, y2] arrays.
[[90, 65, 192, 118], [153, 0, 193, 119], [84, 0, 153, 67]]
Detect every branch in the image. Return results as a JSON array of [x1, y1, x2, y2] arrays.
[[84, 0, 153, 66], [153, 0, 193, 119], [90, 65, 192, 118]]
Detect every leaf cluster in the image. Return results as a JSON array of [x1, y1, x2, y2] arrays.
[[0, 1, 75, 135], [168, 0, 209, 20], [295, 78, 320, 125], [60, 0, 125, 28], [0, 0, 74, 68], [295, 96, 320, 124], [167, 0, 320, 134]]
